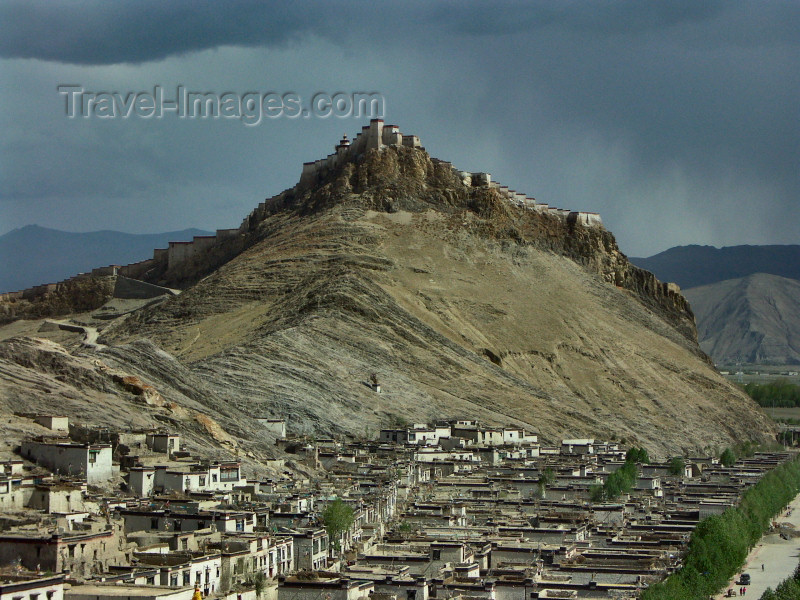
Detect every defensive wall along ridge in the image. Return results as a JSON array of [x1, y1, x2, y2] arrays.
[[1, 119, 603, 304]]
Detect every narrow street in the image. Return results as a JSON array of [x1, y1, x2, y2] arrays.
[[715, 492, 800, 598]]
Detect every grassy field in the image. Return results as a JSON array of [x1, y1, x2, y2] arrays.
[[764, 407, 800, 421], [720, 364, 800, 385]]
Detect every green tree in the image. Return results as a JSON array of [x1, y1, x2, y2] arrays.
[[743, 379, 800, 408], [720, 447, 737, 467], [669, 457, 686, 476], [321, 497, 354, 552], [626, 446, 650, 464], [537, 467, 556, 498], [589, 484, 604, 503], [251, 571, 266, 598]]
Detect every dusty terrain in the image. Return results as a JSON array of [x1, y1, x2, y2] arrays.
[[0, 144, 776, 461]]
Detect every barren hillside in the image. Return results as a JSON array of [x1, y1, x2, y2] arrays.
[[0, 137, 776, 460]]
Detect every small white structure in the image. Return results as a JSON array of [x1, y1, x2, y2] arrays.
[[0, 574, 65, 600], [146, 432, 180, 454], [256, 418, 287, 438], [33, 415, 70, 432], [129, 466, 156, 497], [561, 439, 596, 455], [66, 584, 194, 600], [20, 440, 113, 484]]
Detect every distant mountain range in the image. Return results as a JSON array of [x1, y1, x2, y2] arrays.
[[683, 273, 800, 366], [0, 225, 213, 293], [630, 244, 800, 289]]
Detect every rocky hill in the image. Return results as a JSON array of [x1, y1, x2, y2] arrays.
[[0, 122, 775, 460], [684, 273, 800, 365]]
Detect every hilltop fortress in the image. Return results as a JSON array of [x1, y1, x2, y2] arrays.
[[1, 119, 603, 305]]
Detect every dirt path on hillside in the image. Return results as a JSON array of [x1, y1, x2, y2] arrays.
[[45, 320, 106, 349]]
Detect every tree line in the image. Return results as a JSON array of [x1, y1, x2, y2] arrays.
[[640, 455, 800, 599], [743, 379, 800, 407]]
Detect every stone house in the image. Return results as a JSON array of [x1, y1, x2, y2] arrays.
[[283, 528, 328, 571], [27, 482, 86, 513], [0, 475, 25, 509], [0, 574, 64, 600], [120, 508, 256, 535], [145, 434, 180, 455], [0, 526, 127, 577], [65, 584, 195, 600], [278, 575, 373, 600], [20, 441, 113, 485]]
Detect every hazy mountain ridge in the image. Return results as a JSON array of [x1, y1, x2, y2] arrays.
[[684, 273, 800, 365], [0, 225, 213, 293], [630, 244, 800, 289]]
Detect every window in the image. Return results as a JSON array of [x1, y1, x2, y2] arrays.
[[151, 518, 159, 530], [183, 572, 191, 586], [181, 538, 189, 550], [220, 468, 239, 482], [432, 549, 441, 560], [146, 576, 155, 585], [88, 450, 99, 464]]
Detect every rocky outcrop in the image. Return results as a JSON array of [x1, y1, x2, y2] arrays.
[[0, 276, 116, 325]]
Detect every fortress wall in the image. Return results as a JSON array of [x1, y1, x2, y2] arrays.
[[167, 241, 194, 270], [382, 125, 402, 146], [216, 229, 240, 241], [90, 265, 119, 277], [365, 119, 384, 151], [118, 259, 155, 279], [166, 236, 218, 271], [567, 212, 603, 228], [114, 276, 176, 300]]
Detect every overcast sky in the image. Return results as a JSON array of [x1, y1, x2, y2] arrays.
[[0, 1, 797, 257]]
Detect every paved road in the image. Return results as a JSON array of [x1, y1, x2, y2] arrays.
[[715, 492, 800, 598]]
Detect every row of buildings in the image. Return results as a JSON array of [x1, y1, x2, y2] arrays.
[[0, 414, 792, 600]]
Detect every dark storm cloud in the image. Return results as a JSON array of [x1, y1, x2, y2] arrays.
[[0, 0, 332, 64], [0, 1, 797, 256], [7, 1, 793, 66]]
